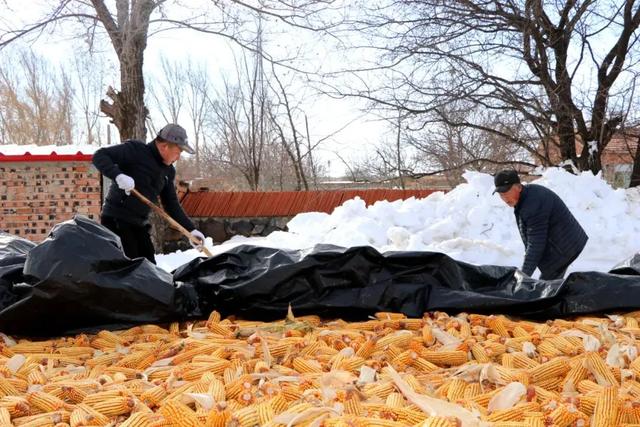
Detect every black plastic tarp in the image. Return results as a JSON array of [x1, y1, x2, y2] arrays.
[[0, 216, 198, 336], [174, 244, 640, 321], [0, 232, 36, 310], [2, 215, 640, 336]]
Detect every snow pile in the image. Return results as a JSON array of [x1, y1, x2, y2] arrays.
[[157, 168, 640, 277]]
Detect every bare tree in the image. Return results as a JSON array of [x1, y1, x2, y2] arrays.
[[0, 50, 74, 145], [184, 60, 211, 177], [0, 0, 342, 143], [148, 56, 185, 125], [319, 1, 640, 175], [208, 43, 272, 191], [71, 46, 111, 145]]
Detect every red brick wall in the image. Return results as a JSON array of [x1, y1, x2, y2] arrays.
[[0, 161, 102, 241]]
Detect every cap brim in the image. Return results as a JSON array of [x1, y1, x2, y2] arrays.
[[493, 184, 513, 194], [179, 143, 195, 155]]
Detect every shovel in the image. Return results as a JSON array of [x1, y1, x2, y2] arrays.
[[131, 188, 214, 257]]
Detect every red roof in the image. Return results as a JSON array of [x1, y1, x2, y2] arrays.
[[0, 151, 93, 162], [181, 189, 439, 218]]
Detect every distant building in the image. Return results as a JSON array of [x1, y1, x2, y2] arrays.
[[537, 128, 639, 188]]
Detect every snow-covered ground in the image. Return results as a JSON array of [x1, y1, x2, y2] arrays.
[[157, 168, 640, 278]]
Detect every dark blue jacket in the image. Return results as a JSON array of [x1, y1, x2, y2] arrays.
[[92, 140, 194, 230], [514, 184, 588, 276]]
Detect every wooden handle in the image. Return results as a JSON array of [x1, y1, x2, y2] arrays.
[[131, 188, 213, 257]]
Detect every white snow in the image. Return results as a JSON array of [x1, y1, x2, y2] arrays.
[[0, 144, 105, 155], [156, 168, 640, 277]]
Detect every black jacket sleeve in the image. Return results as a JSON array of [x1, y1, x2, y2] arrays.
[[92, 144, 131, 180], [160, 168, 195, 231], [520, 200, 551, 276]]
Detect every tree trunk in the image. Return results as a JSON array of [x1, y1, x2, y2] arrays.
[[629, 136, 640, 187], [94, 0, 154, 142], [114, 50, 148, 141]]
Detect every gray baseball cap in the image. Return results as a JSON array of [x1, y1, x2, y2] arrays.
[[155, 124, 195, 154]]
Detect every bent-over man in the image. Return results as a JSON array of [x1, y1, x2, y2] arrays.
[[494, 169, 588, 280]]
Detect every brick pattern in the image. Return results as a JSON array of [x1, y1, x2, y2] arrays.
[[0, 161, 102, 241]]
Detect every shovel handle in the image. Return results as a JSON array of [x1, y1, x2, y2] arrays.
[[131, 188, 213, 257]]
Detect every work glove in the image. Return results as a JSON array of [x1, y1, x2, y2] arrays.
[[115, 174, 135, 195], [190, 229, 205, 249]]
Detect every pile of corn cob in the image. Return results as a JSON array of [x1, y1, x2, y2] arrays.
[[0, 309, 639, 426]]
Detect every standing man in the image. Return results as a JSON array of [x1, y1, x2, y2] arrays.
[[92, 123, 205, 263], [493, 169, 588, 280]]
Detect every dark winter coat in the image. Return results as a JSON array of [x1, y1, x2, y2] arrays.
[[92, 140, 194, 230], [514, 184, 588, 276]]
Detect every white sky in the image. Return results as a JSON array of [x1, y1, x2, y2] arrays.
[[1, 0, 387, 177], [157, 168, 640, 277]]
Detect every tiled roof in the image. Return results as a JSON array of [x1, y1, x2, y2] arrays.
[[181, 189, 439, 218], [0, 144, 100, 162]]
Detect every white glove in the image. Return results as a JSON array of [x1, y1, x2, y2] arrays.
[[115, 174, 135, 195], [190, 229, 205, 249]]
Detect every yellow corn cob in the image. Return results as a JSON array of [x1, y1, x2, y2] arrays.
[[26, 391, 70, 413], [470, 343, 490, 363], [207, 322, 234, 338], [375, 312, 406, 320], [528, 357, 570, 383], [205, 377, 225, 402], [562, 360, 588, 390], [205, 405, 231, 427], [536, 340, 563, 358], [267, 394, 289, 414], [592, 386, 620, 427], [470, 389, 500, 407], [626, 316, 640, 328], [417, 417, 458, 427], [375, 332, 413, 351], [292, 357, 322, 374], [486, 402, 540, 422], [512, 326, 531, 338], [444, 378, 466, 402], [13, 410, 69, 426], [159, 400, 202, 427], [11, 341, 56, 353], [501, 353, 515, 368], [487, 316, 511, 338], [484, 341, 507, 358], [85, 352, 123, 368], [530, 385, 559, 405], [511, 353, 539, 369], [60, 386, 86, 404], [463, 382, 482, 399], [89, 395, 135, 417], [170, 343, 218, 365], [0, 376, 20, 397], [229, 406, 258, 427], [70, 404, 110, 426], [140, 384, 167, 407], [421, 324, 435, 347], [420, 350, 467, 366], [0, 406, 9, 424], [252, 401, 272, 425], [384, 392, 405, 408], [81, 389, 127, 406], [584, 351, 619, 386], [546, 403, 579, 427], [118, 411, 154, 427], [522, 411, 545, 427], [344, 392, 363, 415]]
